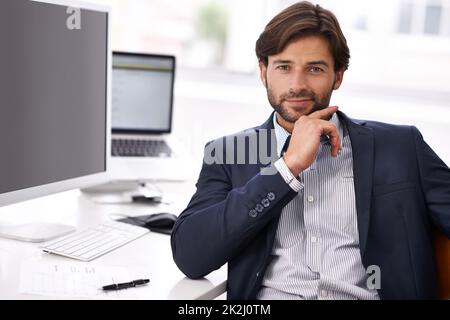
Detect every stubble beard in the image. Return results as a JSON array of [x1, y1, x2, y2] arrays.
[[266, 80, 335, 124]]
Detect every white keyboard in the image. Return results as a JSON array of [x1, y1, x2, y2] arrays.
[[40, 220, 149, 261]]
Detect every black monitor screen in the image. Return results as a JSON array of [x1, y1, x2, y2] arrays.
[[0, 0, 108, 194]]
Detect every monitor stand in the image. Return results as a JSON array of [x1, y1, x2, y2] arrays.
[[80, 181, 163, 205], [80, 180, 147, 193], [0, 223, 75, 243]]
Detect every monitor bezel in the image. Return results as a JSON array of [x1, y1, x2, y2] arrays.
[[0, 0, 112, 207], [111, 51, 176, 135]]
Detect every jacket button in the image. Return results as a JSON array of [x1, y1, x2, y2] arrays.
[[262, 198, 270, 207], [255, 204, 264, 213], [249, 209, 258, 218], [267, 192, 275, 201]]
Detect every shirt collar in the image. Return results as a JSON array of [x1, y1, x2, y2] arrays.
[[273, 112, 344, 157]]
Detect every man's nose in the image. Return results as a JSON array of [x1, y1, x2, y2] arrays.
[[289, 71, 309, 93]]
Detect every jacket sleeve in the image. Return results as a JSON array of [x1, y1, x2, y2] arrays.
[[171, 144, 297, 279], [412, 126, 450, 237]]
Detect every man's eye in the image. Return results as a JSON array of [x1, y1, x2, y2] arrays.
[[276, 65, 290, 71], [309, 66, 323, 73]]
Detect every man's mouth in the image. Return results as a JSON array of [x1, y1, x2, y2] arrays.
[[285, 98, 313, 102], [284, 98, 314, 107]]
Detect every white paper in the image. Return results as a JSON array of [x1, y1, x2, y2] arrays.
[[19, 261, 139, 299]]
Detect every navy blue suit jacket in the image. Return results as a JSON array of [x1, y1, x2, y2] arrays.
[[171, 111, 450, 299]]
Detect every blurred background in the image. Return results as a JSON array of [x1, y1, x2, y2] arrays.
[[92, 0, 450, 170]]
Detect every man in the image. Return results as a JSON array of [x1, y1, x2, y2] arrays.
[[171, 1, 450, 299]]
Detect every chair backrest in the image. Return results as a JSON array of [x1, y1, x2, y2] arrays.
[[434, 230, 450, 299]]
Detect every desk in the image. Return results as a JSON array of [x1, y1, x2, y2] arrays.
[[0, 181, 227, 300]]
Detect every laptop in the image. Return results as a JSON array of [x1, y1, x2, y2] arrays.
[[108, 51, 192, 182]]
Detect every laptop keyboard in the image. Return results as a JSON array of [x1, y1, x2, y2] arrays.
[[112, 139, 172, 157], [40, 220, 149, 262]]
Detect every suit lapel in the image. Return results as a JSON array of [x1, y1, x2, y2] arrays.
[[254, 113, 283, 251], [256, 112, 275, 131], [255, 112, 278, 166], [338, 111, 374, 257]]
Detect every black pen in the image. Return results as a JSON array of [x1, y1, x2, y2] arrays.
[[102, 279, 150, 291]]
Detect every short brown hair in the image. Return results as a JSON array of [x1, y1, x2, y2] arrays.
[[255, 1, 350, 71]]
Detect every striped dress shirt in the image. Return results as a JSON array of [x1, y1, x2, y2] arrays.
[[257, 113, 380, 300]]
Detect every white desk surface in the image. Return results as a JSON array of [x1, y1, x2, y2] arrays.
[[0, 181, 227, 300]]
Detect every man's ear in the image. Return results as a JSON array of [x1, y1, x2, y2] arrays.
[[333, 69, 345, 90], [259, 61, 268, 88]]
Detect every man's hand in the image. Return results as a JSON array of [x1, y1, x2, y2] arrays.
[[283, 106, 341, 176]]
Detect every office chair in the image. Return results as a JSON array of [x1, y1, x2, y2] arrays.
[[434, 230, 450, 299]]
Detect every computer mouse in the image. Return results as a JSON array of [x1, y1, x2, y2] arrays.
[[143, 213, 177, 235]]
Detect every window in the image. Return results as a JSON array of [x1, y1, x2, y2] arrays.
[[424, 4, 442, 34], [89, 0, 229, 68], [353, 15, 368, 31], [397, 0, 450, 37], [398, 0, 414, 33]]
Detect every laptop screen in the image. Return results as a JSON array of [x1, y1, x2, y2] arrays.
[[112, 52, 175, 134]]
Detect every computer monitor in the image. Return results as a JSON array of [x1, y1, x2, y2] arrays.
[[0, 0, 111, 241], [111, 52, 175, 134]]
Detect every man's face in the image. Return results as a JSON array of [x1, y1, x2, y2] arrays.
[[259, 36, 344, 125]]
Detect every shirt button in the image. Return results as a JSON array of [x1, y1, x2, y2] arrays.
[[267, 192, 276, 201], [255, 204, 264, 213], [321, 290, 328, 298], [307, 195, 314, 203], [311, 236, 318, 243], [249, 210, 258, 218], [262, 199, 270, 207]]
